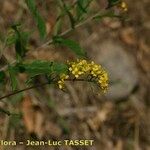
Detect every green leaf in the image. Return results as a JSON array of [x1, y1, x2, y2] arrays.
[[6, 31, 17, 46], [52, 62, 68, 74], [20, 31, 31, 46], [53, 17, 63, 36], [107, 0, 120, 8], [25, 0, 46, 39], [8, 65, 18, 91], [17, 60, 68, 77], [93, 10, 120, 20], [11, 25, 30, 60], [0, 71, 5, 83], [15, 38, 26, 59], [59, 0, 75, 29], [19, 60, 53, 76], [76, 0, 92, 21], [53, 36, 86, 57]]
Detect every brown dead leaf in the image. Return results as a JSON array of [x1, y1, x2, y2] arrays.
[[22, 95, 62, 139], [22, 95, 45, 138], [34, 108, 45, 139], [22, 95, 35, 133]]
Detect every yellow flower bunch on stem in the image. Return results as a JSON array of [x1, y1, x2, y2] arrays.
[[58, 59, 109, 92]]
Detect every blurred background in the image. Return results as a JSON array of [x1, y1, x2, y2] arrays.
[[0, 0, 150, 149]]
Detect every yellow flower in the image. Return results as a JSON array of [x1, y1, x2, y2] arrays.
[[98, 71, 108, 92], [67, 59, 88, 78], [58, 59, 108, 92], [58, 74, 69, 89], [67, 59, 109, 92], [119, 1, 128, 12]]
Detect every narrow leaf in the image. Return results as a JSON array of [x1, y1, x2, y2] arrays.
[[8, 65, 18, 91], [11, 25, 29, 60], [107, 0, 120, 8], [93, 11, 120, 20], [76, 0, 92, 21], [53, 36, 86, 57], [19, 60, 53, 76], [6, 31, 17, 46], [25, 0, 46, 39], [59, 0, 75, 29], [0, 71, 5, 83], [15, 38, 26, 58], [53, 17, 63, 36], [52, 62, 68, 74]]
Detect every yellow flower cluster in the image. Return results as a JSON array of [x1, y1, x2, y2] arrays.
[[68, 59, 90, 78], [58, 74, 69, 89], [58, 59, 109, 92], [119, 1, 128, 12]]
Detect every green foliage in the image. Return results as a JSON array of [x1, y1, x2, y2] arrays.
[[0, 0, 122, 101], [25, 0, 46, 39], [53, 17, 63, 36], [16, 60, 68, 77], [8, 65, 18, 91], [18, 60, 53, 76], [76, 0, 92, 21], [53, 36, 86, 58], [58, 0, 75, 29], [107, 0, 120, 8], [93, 10, 120, 20], [53, 4, 65, 36], [6, 31, 17, 46], [11, 24, 30, 60], [52, 62, 68, 74], [0, 71, 5, 83]]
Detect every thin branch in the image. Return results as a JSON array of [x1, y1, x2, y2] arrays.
[[37, 11, 103, 48], [0, 82, 49, 101], [0, 78, 92, 101]]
